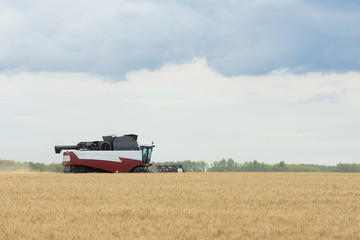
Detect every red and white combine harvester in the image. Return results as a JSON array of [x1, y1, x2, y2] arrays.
[[55, 134, 184, 173], [55, 134, 154, 173]]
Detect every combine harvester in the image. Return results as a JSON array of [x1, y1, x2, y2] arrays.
[[55, 134, 184, 173]]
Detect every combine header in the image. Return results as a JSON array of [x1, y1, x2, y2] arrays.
[[155, 165, 184, 172], [55, 134, 185, 173]]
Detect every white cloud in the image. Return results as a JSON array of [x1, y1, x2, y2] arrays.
[[0, 59, 359, 165]]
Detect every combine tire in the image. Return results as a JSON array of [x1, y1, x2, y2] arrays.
[[131, 166, 149, 173]]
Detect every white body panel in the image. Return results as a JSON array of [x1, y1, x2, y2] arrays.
[[72, 150, 142, 163]]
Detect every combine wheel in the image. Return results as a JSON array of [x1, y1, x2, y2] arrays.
[[131, 166, 149, 173]]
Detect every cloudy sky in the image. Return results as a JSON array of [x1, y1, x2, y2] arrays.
[[0, 0, 359, 165]]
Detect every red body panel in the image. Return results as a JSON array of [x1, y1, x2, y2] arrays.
[[62, 151, 145, 173]]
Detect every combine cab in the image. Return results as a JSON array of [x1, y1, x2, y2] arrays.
[[55, 134, 154, 173]]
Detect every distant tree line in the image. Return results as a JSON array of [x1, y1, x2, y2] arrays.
[[155, 159, 360, 173], [0, 159, 62, 172], [1, 158, 359, 173]]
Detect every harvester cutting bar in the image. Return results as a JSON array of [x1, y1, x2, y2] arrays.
[[155, 165, 185, 172]]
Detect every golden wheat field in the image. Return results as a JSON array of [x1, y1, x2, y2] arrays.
[[0, 172, 359, 240]]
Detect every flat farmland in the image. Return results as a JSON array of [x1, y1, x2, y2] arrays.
[[0, 172, 359, 239]]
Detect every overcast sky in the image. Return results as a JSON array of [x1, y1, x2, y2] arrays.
[[0, 0, 359, 165]]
